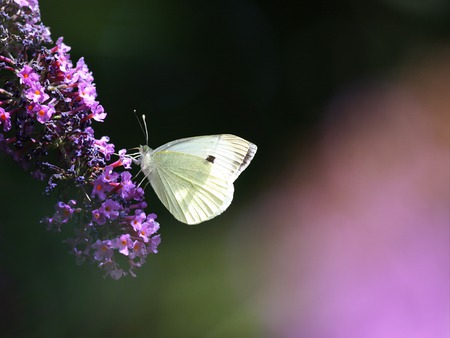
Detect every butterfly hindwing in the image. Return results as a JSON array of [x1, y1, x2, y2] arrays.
[[150, 150, 233, 224]]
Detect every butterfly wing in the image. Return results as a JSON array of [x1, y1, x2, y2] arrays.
[[149, 135, 257, 224], [153, 134, 257, 182]]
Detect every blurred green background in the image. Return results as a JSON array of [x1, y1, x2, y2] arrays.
[[1, 0, 449, 337]]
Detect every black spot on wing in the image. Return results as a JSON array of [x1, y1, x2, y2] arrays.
[[239, 143, 257, 171], [206, 155, 216, 163]]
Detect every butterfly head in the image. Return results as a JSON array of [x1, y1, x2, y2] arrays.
[[139, 144, 151, 153], [139, 144, 154, 176]]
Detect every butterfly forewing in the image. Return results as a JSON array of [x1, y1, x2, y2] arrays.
[[154, 135, 256, 182]]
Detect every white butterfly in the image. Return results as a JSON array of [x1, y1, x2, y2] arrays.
[[131, 117, 257, 224]]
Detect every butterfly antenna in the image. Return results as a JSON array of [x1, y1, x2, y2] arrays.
[[142, 114, 149, 145], [133, 110, 147, 144]]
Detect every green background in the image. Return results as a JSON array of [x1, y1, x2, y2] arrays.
[[1, 0, 448, 337]]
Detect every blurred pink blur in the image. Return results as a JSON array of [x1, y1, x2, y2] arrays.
[[232, 47, 449, 338]]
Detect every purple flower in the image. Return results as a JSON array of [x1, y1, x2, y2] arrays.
[[92, 209, 106, 225], [111, 234, 132, 256], [118, 172, 145, 201], [138, 214, 160, 242], [13, 0, 39, 11], [92, 240, 113, 261], [91, 178, 112, 200], [74, 57, 94, 83], [1, 0, 161, 279], [54, 37, 71, 64], [94, 136, 115, 160], [148, 235, 161, 254], [100, 166, 119, 183], [45, 200, 77, 230], [110, 149, 133, 170], [118, 149, 132, 169], [78, 82, 97, 107], [91, 168, 118, 200], [25, 84, 50, 103], [0, 108, 11, 132], [130, 241, 145, 258], [130, 211, 147, 231], [54, 201, 75, 222], [18, 65, 40, 86], [99, 199, 121, 220], [34, 104, 55, 123], [106, 266, 124, 280], [91, 103, 107, 122]]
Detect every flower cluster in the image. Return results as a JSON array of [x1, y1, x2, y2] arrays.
[[0, 0, 160, 279]]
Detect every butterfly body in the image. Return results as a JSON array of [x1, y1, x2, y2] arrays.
[[138, 134, 257, 224]]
